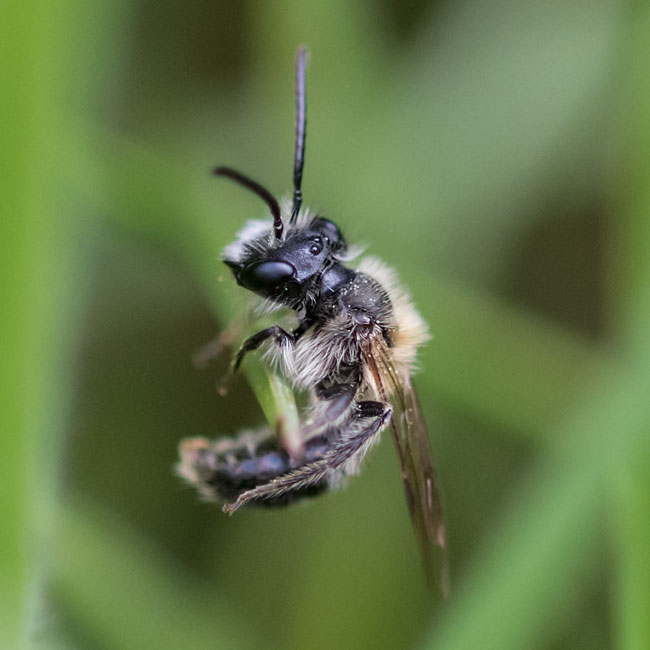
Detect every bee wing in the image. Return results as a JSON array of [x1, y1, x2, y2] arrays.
[[364, 339, 449, 596]]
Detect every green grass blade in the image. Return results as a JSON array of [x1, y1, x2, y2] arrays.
[[52, 497, 259, 650], [425, 365, 648, 650], [609, 4, 650, 649], [0, 2, 90, 646]]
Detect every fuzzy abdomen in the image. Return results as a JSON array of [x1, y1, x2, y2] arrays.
[[177, 432, 331, 506]]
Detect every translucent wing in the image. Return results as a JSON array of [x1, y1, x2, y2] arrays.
[[363, 339, 449, 596]]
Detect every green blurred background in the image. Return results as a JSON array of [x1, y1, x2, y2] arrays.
[[3, 1, 650, 649]]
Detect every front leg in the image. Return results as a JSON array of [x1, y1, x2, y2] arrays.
[[234, 318, 315, 371], [234, 326, 294, 371]]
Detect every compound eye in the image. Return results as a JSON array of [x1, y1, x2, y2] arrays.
[[240, 260, 296, 292]]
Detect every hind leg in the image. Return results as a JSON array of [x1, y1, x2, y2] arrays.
[[177, 381, 359, 502], [221, 402, 393, 513]]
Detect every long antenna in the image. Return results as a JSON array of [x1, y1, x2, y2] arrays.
[[290, 46, 309, 224], [213, 166, 283, 240]]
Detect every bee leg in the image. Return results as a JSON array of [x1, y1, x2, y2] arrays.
[[222, 403, 392, 513], [233, 326, 293, 371], [274, 381, 357, 459], [300, 381, 359, 437], [356, 400, 390, 418]]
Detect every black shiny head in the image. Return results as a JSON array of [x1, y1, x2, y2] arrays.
[[224, 217, 345, 305]]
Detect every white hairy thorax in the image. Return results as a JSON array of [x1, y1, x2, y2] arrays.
[[222, 207, 430, 397]]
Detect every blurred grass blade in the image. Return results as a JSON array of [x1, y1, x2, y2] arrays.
[[1, 2, 91, 647], [52, 497, 259, 650], [609, 2, 650, 358], [609, 5, 650, 649], [425, 365, 648, 650], [611, 448, 650, 650], [1, 2, 143, 647], [428, 463, 600, 650]]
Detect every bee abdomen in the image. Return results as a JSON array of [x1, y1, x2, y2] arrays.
[[177, 432, 331, 507]]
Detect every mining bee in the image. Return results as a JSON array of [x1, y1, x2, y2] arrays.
[[177, 46, 448, 592]]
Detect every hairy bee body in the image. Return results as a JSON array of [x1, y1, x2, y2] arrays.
[[226, 210, 429, 395], [177, 46, 447, 590], [177, 205, 429, 510]]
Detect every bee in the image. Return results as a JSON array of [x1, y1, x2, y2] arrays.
[[177, 46, 448, 592]]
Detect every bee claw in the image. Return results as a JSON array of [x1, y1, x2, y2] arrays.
[[222, 502, 238, 515]]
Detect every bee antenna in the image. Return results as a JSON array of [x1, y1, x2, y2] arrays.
[[213, 166, 283, 240], [290, 45, 309, 225]]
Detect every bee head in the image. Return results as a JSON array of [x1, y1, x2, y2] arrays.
[[223, 215, 346, 305]]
